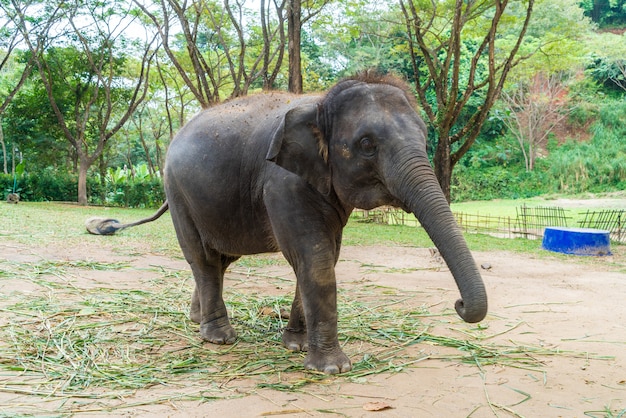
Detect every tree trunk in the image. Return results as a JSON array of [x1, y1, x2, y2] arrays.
[[139, 131, 156, 177], [78, 156, 89, 206], [98, 154, 107, 203], [0, 118, 7, 174], [433, 135, 453, 203], [287, 0, 302, 94], [399, 0, 535, 202]]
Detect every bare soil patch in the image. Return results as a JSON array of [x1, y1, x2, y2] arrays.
[[1, 234, 625, 417]]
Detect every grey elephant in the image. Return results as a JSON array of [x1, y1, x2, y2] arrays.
[[88, 71, 488, 374]]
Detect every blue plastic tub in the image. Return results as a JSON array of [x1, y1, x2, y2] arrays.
[[542, 227, 611, 256]]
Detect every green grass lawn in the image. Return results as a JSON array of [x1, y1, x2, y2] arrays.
[[451, 194, 626, 223], [3, 199, 622, 259]]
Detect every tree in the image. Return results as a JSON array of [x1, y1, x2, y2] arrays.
[[587, 32, 626, 92], [0, 0, 39, 175], [134, 0, 289, 104], [399, 0, 535, 202], [287, 0, 303, 93], [308, 2, 402, 76], [12, 0, 156, 205], [260, 0, 287, 89], [500, 73, 571, 171], [287, 0, 331, 93], [580, 0, 626, 27]]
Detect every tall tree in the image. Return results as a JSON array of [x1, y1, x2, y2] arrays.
[[261, 0, 287, 89], [133, 0, 221, 107], [287, 0, 303, 93], [580, 0, 626, 27], [287, 0, 331, 93], [134, 0, 288, 105], [399, 0, 535, 202], [12, 0, 156, 205], [0, 0, 39, 174]]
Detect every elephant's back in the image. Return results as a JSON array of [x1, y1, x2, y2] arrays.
[[166, 92, 318, 164]]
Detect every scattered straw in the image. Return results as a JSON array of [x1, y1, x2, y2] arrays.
[[0, 258, 617, 415]]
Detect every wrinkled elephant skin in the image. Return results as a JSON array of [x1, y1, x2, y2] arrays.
[[163, 72, 488, 374]]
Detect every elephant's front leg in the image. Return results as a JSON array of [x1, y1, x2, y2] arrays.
[[289, 252, 351, 374], [282, 285, 308, 351], [265, 179, 350, 374]]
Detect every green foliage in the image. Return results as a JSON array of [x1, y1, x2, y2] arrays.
[[1, 168, 77, 202], [548, 100, 626, 193], [1, 174, 15, 199], [582, 32, 626, 94], [1, 164, 164, 207], [587, 55, 626, 93], [509, 0, 594, 80], [580, 0, 626, 27], [92, 163, 165, 208], [451, 164, 548, 202], [99, 169, 165, 208], [453, 97, 626, 201]]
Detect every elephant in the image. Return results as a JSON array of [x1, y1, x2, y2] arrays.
[[88, 71, 488, 374]]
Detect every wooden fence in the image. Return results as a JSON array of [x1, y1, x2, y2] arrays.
[[578, 209, 625, 243], [513, 204, 572, 239], [352, 205, 625, 243]]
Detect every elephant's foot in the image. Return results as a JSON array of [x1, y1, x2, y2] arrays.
[[199, 320, 237, 344], [190, 306, 201, 324], [282, 327, 308, 351], [304, 347, 352, 375], [190, 288, 201, 324]]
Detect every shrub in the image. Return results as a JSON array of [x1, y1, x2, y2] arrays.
[[547, 100, 626, 194], [24, 168, 78, 202], [107, 177, 165, 208], [0, 166, 164, 208], [451, 164, 548, 202], [1, 173, 16, 200]]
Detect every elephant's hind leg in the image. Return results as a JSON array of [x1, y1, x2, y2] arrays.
[[191, 252, 239, 344], [170, 205, 238, 344], [190, 253, 240, 327]]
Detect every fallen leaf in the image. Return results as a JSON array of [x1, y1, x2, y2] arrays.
[[259, 306, 275, 317], [259, 306, 290, 319], [363, 401, 393, 411]]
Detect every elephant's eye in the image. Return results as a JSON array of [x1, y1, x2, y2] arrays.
[[358, 137, 377, 156]]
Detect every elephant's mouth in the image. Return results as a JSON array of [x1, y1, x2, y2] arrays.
[[397, 201, 411, 212], [383, 195, 409, 212]]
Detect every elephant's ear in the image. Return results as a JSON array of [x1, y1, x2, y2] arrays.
[[266, 104, 331, 195]]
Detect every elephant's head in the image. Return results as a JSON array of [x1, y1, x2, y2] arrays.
[[267, 71, 487, 323]]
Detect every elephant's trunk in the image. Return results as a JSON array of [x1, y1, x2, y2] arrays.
[[388, 156, 488, 323]]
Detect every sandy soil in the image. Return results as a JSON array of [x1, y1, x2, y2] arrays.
[[1, 231, 625, 416]]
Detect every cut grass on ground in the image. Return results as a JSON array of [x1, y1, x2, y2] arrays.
[[1, 201, 624, 415], [0, 259, 606, 411]]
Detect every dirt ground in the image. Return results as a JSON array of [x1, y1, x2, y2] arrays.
[[0, 193, 626, 417], [1, 206, 626, 417]]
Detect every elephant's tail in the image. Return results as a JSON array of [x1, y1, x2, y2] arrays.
[[86, 201, 169, 235]]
